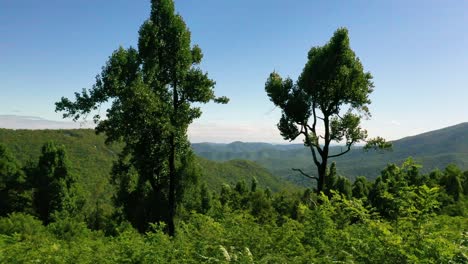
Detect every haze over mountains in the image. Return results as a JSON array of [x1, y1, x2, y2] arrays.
[[193, 122, 468, 186], [0, 115, 93, 129], [1, 114, 467, 188]]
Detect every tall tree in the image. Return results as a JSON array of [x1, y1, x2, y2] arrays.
[[265, 28, 390, 193], [33, 142, 79, 224], [56, 0, 227, 235], [0, 144, 31, 216]]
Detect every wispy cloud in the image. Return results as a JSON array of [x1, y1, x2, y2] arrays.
[[0, 115, 94, 129], [188, 121, 325, 143], [389, 120, 401, 126], [188, 121, 285, 143]]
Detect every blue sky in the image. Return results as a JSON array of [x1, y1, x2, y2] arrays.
[[1, 0, 467, 142]]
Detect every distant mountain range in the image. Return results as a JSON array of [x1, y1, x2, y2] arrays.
[[1, 122, 467, 191], [193, 122, 468, 186]]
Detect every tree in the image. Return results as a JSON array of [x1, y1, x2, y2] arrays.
[[441, 164, 464, 201], [463, 170, 468, 195], [0, 144, 31, 216], [265, 28, 390, 193], [334, 176, 352, 199], [33, 142, 80, 224], [56, 0, 227, 235], [324, 162, 338, 195], [199, 183, 212, 214], [250, 177, 258, 193], [352, 176, 370, 199]]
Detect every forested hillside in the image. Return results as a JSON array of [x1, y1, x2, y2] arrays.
[[0, 129, 120, 219], [194, 123, 468, 185], [1, 140, 467, 262], [0, 129, 295, 215]]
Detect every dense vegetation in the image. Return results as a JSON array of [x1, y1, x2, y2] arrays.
[[0, 140, 467, 262], [0, 128, 296, 224], [1, 0, 467, 262]]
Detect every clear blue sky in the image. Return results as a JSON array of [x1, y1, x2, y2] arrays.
[[1, 0, 467, 142]]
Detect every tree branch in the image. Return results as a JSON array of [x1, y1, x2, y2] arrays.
[[306, 105, 324, 159], [302, 129, 321, 167], [292, 168, 319, 181], [328, 142, 353, 158], [311, 103, 317, 133], [336, 112, 344, 120]]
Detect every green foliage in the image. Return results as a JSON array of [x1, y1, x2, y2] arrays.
[[0, 173, 466, 263], [55, 0, 227, 235], [441, 164, 464, 201], [368, 159, 466, 218], [32, 142, 82, 224], [334, 176, 352, 199], [352, 176, 370, 199], [0, 129, 119, 225], [464, 170, 468, 195], [1, 0, 466, 261], [0, 144, 31, 216], [0, 129, 465, 262], [0, 129, 298, 226], [0, 213, 45, 240], [265, 27, 390, 193], [196, 157, 297, 192], [324, 162, 352, 198], [199, 183, 212, 214], [325, 162, 338, 195]]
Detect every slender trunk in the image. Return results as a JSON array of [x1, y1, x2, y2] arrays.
[[317, 116, 330, 194], [317, 164, 326, 194]]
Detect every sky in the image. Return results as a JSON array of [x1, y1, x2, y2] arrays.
[[1, 0, 467, 143]]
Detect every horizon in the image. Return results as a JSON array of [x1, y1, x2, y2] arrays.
[[1, 1, 468, 143], [1, 114, 465, 145]]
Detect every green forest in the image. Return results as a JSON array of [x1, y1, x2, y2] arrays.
[[1, 0, 467, 263]]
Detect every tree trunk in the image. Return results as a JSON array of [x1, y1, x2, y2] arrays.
[[317, 164, 327, 194], [168, 133, 176, 236], [316, 116, 330, 194]]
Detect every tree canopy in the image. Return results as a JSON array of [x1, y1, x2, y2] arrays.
[[0, 144, 30, 216], [265, 28, 390, 193], [33, 142, 80, 224], [55, 0, 227, 235]]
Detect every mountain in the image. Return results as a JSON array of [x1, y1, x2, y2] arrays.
[[193, 123, 468, 185], [328, 123, 468, 179], [0, 129, 297, 212], [1, 122, 466, 196], [193, 141, 303, 153], [197, 158, 296, 192], [0, 129, 121, 215]]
